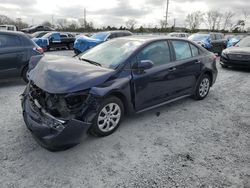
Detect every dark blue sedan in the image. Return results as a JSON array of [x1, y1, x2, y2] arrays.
[[22, 36, 218, 150]]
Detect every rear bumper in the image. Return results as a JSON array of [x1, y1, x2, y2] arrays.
[[22, 94, 91, 151], [220, 56, 250, 68]]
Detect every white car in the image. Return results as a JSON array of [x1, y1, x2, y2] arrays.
[[168, 32, 189, 38], [0, 25, 18, 31]]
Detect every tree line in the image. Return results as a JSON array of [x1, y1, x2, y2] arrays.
[[185, 10, 249, 33], [0, 9, 249, 33]]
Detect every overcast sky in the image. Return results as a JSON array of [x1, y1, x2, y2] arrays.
[[0, 0, 249, 28]]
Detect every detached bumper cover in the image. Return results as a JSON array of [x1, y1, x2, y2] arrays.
[[22, 95, 91, 150]]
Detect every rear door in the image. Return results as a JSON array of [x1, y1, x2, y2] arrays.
[[168, 40, 201, 97], [211, 33, 222, 54], [0, 34, 25, 78]]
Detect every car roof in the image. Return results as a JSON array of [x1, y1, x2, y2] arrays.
[[0, 30, 26, 36], [116, 35, 192, 42], [97, 30, 132, 34]]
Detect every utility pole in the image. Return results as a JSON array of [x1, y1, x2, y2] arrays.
[[51, 15, 54, 26], [84, 8, 87, 28], [165, 0, 169, 27]]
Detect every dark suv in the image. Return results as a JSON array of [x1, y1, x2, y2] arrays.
[[189, 32, 227, 54], [0, 31, 43, 82]]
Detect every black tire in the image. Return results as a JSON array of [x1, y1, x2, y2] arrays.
[[68, 43, 74, 50], [89, 96, 124, 137], [21, 65, 29, 83], [221, 64, 228, 68], [193, 74, 211, 100]]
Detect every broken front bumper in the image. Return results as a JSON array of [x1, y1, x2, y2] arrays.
[[21, 93, 92, 151]]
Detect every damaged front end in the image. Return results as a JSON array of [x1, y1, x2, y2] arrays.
[[21, 82, 99, 150]]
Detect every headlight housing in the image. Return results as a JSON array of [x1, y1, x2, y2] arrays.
[[221, 50, 229, 58]]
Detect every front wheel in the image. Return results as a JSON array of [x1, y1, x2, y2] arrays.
[[221, 64, 228, 68], [193, 74, 211, 100], [89, 96, 124, 137], [21, 65, 29, 83]]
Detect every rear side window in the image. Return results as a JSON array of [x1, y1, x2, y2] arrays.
[[215, 34, 222, 40], [190, 43, 200, 57], [172, 40, 192, 60], [108, 33, 118, 39], [210, 34, 216, 40], [123, 32, 132, 36], [137, 41, 171, 66], [0, 34, 21, 48], [60, 34, 67, 38]]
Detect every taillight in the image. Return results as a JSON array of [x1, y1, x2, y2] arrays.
[[33, 47, 44, 54]]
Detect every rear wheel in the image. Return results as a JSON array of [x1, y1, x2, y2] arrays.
[[193, 74, 211, 100], [68, 43, 74, 50], [89, 96, 124, 137]]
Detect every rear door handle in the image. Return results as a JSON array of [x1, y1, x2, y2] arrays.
[[169, 67, 176, 72], [195, 60, 201, 64]]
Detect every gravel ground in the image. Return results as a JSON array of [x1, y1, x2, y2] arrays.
[[0, 50, 249, 188]]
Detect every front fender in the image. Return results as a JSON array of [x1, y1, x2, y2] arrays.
[[89, 75, 135, 114]]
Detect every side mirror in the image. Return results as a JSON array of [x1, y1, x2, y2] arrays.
[[138, 60, 154, 70]]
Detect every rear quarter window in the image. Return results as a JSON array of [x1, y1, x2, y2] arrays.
[[0, 34, 21, 47]]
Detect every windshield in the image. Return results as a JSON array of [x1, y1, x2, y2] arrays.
[[42, 33, 53, 38], [79, 39, 143, 69], [32, 32, 47, 38], [189, 34, 209, 41], [236, 37, 250, 47], [91, 32, 109, 41]]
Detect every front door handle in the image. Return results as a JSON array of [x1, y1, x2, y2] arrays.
[[169, 67, 176, 72], [195, 60, 201, 64]]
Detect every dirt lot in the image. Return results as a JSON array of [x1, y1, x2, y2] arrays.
[[0, 50, 249, 188]]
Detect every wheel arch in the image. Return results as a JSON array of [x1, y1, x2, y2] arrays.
[[107, 91, 130, 115], [203, 70, 213, 85]]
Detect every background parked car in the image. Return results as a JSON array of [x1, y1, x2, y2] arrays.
[[167, 32, 189, 38], [21, 25, 55, 34], [189, 32, 227, 54], [0, 25, 18, 31], [226, 34, 247, 48], [221, 36, 250, 68], [73, 30, 132, 54], [22, 36, 217, 150], [32, 32, 75, 51], [0, 31, 43, 82]]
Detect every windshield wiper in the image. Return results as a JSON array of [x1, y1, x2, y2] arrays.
[[79, 58, 102, 67]]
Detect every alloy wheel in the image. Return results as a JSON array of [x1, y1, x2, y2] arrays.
[[199, 78, 210, 97], [97, 103, 121, 132]]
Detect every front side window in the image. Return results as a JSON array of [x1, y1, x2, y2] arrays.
[[137, 41, 171, 66], [0, 34, 21, 48], [172, 40, 192, 60]]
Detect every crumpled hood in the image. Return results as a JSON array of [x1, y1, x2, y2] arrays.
[[29, 55, 114, 94], [74, 36, 103, 53], [226, 47, 250, 54]]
